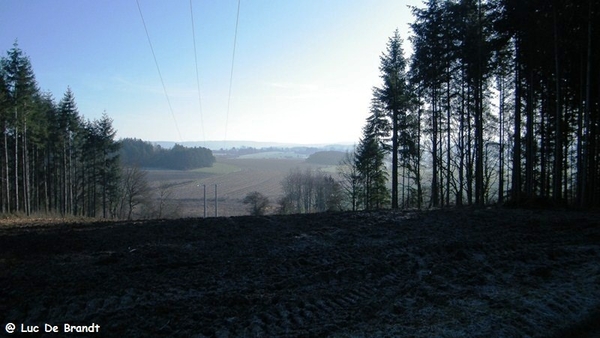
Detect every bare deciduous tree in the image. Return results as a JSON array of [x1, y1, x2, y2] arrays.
[[118, 165, 150, 220], [279, 169, 341, 214], [243, 191, 269, 216]]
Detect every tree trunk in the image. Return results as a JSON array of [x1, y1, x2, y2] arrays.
[[458, 67, 466, 206], [416, 91, 423, 210], [474, 0, 484, 206], [466, 85, 473, 205], [14, 108, 19, 212], [446, 64, 451, 206], [4, 122, 10, 212], [525, 72, 536, 199], [498, 75, 505, 204], [552, 5, 563, 202], [22, 116, 29, 215], [431, 88, 439, 207], [511, 41, 522, 203], [579, 0, 593, 207], [392, 108, 399, 209]]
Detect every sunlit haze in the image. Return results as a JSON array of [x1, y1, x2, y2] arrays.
[[1, 0, 419, 145]]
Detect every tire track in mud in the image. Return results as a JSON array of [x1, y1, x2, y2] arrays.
[[401, 211, 600, 337], [2, 209, 600, 337], [198, 222, 397, 337], [229, 248, 380, 336], [237, 214, 473, 337]]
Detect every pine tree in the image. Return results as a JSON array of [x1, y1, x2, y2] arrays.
[[1, 42, 39, 213], [57, 88, 80, 214], [410, 1, 445, 207], [0, 44, 133, 217], [376, 29, 410, 209], [355, 98, 390, 210], [0, 64, 9, 212], [94, 113, 120, 218]]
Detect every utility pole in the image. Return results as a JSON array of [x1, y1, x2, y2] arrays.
[[203, 184, 207, 217], [214, 184, 218, 217], [198, 184, 207, 217]]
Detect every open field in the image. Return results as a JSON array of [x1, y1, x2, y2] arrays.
[[192, 162, 243, 175], [1, 208, 599, 337], [145, 157, 338, 217]]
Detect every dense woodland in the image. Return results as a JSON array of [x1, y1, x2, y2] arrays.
[[347, 0, 600, 210], [0, 43, 121, 217], [0, 44, 218, 218], [120, 138, 215, 170]]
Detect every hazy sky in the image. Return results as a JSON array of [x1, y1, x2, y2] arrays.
[[1, 0, 419, 144]]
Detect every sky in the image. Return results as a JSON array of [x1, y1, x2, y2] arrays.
[[0, 0, 420, 145]]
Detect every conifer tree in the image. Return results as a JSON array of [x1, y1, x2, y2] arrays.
[[1, 42, 39, 213], [376, 29, 410, 209], [0, 64, 9, 212], [94, 113, 120, 218], [57, 88, 80, 214], [354, 98, 390, 210], [0, 43, 129, 217]]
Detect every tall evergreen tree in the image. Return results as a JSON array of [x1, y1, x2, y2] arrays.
[[1, 42, 39, 213], [95, 113, 120, 218], [410, 1, 445, 207], [0, 63, 9, 212], [355, 98, 390, 210], [376, 29, 410, 209], [57, 88, 80, 215]]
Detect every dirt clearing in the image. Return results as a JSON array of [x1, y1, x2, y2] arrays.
[[1, 208, 599, 337]]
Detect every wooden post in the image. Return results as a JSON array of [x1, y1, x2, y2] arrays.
[[214, 184, 218, 217]]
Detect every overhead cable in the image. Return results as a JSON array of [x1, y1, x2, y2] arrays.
[[224, 0, 241, 141], [189, 0, 206, 144], [136, 0, 183, 141]]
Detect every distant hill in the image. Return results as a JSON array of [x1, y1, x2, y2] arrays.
[[152, 140, 355, 152], [305, 151, 347, 165]]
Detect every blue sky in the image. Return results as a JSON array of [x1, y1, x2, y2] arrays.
[[1, 0, 418, 144]]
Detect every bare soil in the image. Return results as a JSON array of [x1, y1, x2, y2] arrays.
[[1, 208, 599, 337]]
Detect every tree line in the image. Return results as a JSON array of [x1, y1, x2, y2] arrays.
[[0, 43, 122, 217], [345, 0, 599, 210], [279, 168, 342, 214], [120, 138, 215, 170]]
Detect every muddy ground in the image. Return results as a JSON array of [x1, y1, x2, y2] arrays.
[[1, 208, 599, 337]]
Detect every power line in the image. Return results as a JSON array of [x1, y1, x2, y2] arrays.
[[189, 0, 206, 144], [224, 0, 241, 141], [136, 0, 182, 141]]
